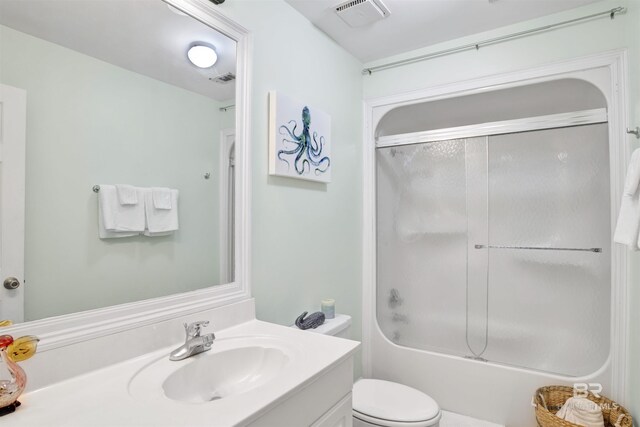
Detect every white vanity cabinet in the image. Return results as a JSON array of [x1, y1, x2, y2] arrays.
[[244, 356, 354, 427], [310, 394, 353, 427], [3, 317, 359, 427]]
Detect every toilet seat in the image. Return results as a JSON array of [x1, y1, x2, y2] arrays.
[[353, 379, 441, 427], [353, 411, 442, 427]]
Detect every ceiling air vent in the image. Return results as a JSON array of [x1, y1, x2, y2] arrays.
[[335, 0, 390, 28], [209, 72, 236, 84]]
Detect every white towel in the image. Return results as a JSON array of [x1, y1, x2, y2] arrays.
[[98, 209, 138, 239], [555, 396, 604, 427], [98, 185, 145, 239], [115, 184, 138, 205], [623, 149, 640, 196], [144, 188, 179, 233], [152, 187, 172, 210], [614, 148, 640, 250], [143, 230, 173, 237]]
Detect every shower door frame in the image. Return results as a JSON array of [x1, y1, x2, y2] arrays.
[[362, 50, 630, 403]]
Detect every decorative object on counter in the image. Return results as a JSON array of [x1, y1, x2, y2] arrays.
[[321, 299, 335, 319], [295, 311, 325, 330], [0, 334, 39, 415], [534, 385, 632, 427], [7, 336, 40, 363], [268, 91, 332, 183]]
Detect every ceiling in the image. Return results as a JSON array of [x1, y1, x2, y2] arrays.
[[284, 0, 603, 62], [0, 0, 236, 101]]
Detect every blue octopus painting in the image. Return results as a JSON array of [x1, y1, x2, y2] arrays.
[[278, 106, 330, 177]]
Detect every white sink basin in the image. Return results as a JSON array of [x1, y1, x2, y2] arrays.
[[128, 335, 297, 404], [163, 346, 288, 403]]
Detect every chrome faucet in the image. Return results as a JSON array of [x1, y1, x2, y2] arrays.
[[169, 320, 215, 361]]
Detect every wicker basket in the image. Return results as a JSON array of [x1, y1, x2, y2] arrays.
[[534, 385, 632, 427]]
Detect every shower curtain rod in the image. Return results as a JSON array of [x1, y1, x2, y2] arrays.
[[361, 6, 626, 75]]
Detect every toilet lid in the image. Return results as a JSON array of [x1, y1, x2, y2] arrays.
[[353, 379, 440, 423]]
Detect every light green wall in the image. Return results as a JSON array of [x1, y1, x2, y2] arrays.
[[363, 0, 639, 417], [217, 1, 364, 374], [0, 25, 229, 320], [219, 98, 236, 131]]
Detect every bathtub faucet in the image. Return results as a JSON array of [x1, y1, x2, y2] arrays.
[[169, 320, 215, 361]]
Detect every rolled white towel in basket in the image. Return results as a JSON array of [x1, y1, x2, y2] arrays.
[[555, 396, 604, 427]]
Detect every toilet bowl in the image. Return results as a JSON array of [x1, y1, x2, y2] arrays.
[[352, 379, 441, 427], [293, 315, 441, 427]]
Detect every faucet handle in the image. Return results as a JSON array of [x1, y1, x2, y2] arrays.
[[184, 320, 210, 339]]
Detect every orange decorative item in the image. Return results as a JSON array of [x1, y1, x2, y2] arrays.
[[7, 336, 39, 363], [0, 334, 28, 414]]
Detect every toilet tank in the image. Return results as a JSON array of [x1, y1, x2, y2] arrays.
[[293, 314, 351, 339]]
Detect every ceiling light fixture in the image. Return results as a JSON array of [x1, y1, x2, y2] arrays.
[[187, 44, 218, 68]]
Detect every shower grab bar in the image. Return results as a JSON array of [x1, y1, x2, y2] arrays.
[[474, 244, 602, 253]]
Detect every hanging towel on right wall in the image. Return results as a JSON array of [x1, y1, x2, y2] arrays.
[[614, 148, 640, 250]]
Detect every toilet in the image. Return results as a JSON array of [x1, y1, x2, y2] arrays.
[[294, 314, 442, 427]]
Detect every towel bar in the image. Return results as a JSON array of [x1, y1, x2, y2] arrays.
[[474, 244, 602, 253], [92, 185, 100, 193]]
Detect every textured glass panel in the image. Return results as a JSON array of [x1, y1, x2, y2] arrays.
[[375, 123, 610, 377], [482, 124, 610, 376], [376, 140, 469, 356]]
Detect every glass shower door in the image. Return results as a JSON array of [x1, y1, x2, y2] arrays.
[[376, 138, 485, 357], [376, 123, 611, 377], [481, 124, 611, 376]]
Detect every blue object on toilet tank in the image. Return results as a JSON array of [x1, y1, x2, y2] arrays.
[[295, 311, 325, 330]]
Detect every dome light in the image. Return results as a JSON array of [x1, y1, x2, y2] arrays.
[[187, 45, 218, 68]]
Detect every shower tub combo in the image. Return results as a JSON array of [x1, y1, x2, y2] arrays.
[[362, 52, 630, 426]]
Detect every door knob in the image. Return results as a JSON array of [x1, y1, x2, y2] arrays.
[[3, 277, 20, 290]]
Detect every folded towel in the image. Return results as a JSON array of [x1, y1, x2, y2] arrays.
[[115, 184, 138, 205], [98, 209, 138, 239], [555, 396, 604, 427], [98, 185, 145, 239], [152, 187, 172, 210], [614, 148, 640, 250], [144, 188, 179, 233], [143, 230, 173, 237]]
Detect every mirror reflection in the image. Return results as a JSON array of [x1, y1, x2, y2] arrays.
[[0, 0, 236, 323]]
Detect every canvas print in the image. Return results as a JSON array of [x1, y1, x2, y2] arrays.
[[269, 91, 331, 183]]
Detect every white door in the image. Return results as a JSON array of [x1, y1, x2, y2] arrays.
[[219, 129, 235, 284], [0, 84, 26, 323]]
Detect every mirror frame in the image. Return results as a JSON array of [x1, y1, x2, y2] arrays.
[[3, 0, 252, 351]]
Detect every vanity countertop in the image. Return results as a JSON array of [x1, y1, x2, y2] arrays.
[[3, 320, 360, 427]]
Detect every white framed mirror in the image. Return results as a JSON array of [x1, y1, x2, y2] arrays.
[[0, 0, 251, 350]]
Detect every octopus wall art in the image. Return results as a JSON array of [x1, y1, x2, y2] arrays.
[[268, 91, 332, 183]]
